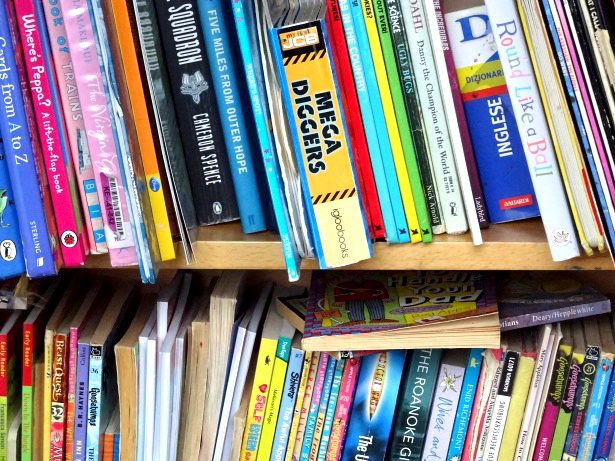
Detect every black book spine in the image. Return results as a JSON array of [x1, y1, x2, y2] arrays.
[[153, 0, 238, 225]]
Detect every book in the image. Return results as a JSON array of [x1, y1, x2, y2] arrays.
[[303, 271, 499, 352], [475, 348, 505, 461], [595, 322, 615, 459], [447, 348, 484, 461], [341, 351, 406, 461], [0, 311, 23, 461], [327, 356, 360, 461], [389, 349, 443, 461], [484, 0, 581, 262], [0, 140, 24, 280], [136, 308, 156, 461], [300, 353, 331, 461], [0, 3, 56, 278], [423, 349, 470, 460], [197, 0, 267, 234], [14, 0, 88, 266], [443, 0, 539, 225], [269, 18, 373, 268], [317, 357, 345, 461], [153, 0, 238, 225], [308, 355, 337, 460], [498, 275, 611, 331]]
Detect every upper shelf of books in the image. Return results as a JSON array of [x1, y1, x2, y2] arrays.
[[85, 219, 614, 271]]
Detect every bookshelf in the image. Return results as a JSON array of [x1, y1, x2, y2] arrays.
[[85, 218, 614, 271]]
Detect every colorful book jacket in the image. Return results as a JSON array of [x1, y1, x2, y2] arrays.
[[317, 358, 345, 461], [153, 0, 238, 226], [49, 330, 69, 461], [498, 275, 611, 331], [309, 356, 338, 460], [484, 0, 580, 261], [0, 2, 56, 278], [533, 338, 572, 461], [300, 353, 331, 461], [66, 322, 87, 461], [13, 0, 88, 266], [282, 351, 312, 461], [325, 0, 385, 241], [448, 348, 484, 461], [60, 0, 138, 267], [270, 19, 373, 269], [231, 0, 301, 281], [0, 141, 24, 279], [337, 0, 409, 244], [271, 347, 305, 461], [327, 357, 361, 461], [595, 357, 615, 460], [444, 4, 539, 224], [341, 351, 406, 461], [303, 271, 497, 347], [72, 342, 90, 461], [389, 349, 443, 461]]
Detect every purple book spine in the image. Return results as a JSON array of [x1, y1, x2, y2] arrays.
[[73, 342, 90, 461], [434, 0, 489, 228], [500, 300, 612, 331]]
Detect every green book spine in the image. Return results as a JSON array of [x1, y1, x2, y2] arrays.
[[384, 0, 442, 232], [21, 386, 32, 461], [388, 349, 443, 461], [372, 0, 432, 241]]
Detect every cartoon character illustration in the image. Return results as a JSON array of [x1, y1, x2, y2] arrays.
[[332, 278, 397, 326], [0, 189, 11, 227]]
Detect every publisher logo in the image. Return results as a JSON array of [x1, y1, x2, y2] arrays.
[[280, 27, 320, 50], [180, 71, 208, 104], [149, 178, 161, 192], [499, 194, 534, 210], [0, 240, 16, 261], [61, 230, 78, 248], [212, 202, 222, 215], [552, 229, 572, 247]]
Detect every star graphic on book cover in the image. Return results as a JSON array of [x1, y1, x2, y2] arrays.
[[440, 367, 461, 393]]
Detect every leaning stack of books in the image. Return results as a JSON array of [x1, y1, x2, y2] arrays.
[[0, 0, 614, 282], [1, 270, 614, 460]]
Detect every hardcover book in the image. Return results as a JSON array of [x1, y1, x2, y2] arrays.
[[0, 141, 24, 280], [341, 351, 406, 461], [498, 275, 611, 331]]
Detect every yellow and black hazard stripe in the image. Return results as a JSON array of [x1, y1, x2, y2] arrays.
[[311, 187, 356, 205]]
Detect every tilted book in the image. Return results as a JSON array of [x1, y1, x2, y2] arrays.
[[317, 358, 345, 460], [300, 353, 332, 461], [0, 141, 24, 280]]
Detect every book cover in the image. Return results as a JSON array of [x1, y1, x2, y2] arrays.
[[41, 0, 107, 255], [303, 271, 497, 350], [153, 0, 238, 225], [288, 352, 320, 461], [309, 357, 338, 460], [362, 0, 424, 242], [60, 0, 138, 267], [0, 2, 56, 278], [343, 0, 411, 244], [0, 311, 23, 461], [475, 349, 505, 461], [448, 348, 484, 461], [72, 342, 90, 461], [423, 349, 470, 460], [198, 0, 266, 234], [325, 0, 386, 240], [317, 358, 345, 461], [373, 0, 432, 242], [341, 351, 406, 461], [271, 346, 306, 461], [300, 353, 331, 461], [49, 330, 70, 461], [389, 349, 443, 461], [484, 0, 581, 261], [498, 275, 611, 331], [595, 332, 615, 460], [270, 18, 373, 268], [0, 140, 24, 280], [443, 2, 539, 225]]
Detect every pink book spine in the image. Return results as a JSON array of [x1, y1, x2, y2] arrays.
[[41, 0, 107, 256], [554, 0, 615, 201], [326, 357, 361, 461], [13, 0, 87, 266], [59, 0, 137, 266], [532, 400, 559, 461]]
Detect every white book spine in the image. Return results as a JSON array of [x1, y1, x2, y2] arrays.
[[401, 0, 468, 235], [477, 358, 504, 461], [423, 0, 480, 242], [484, 0, 580, 261], [144, 336, 157, 461], [422, 361, 467, 460]]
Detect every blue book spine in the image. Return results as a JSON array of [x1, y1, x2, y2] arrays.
[[73, 343, 90, 461], [317, 358, 345, 461], [540, 0, 615, 248], [231, 0, 300, 281], [595, 365, 615, 460], [345, 0, 410, 243], [270, 348, 305, 461], [112, 434, 120, 461], [0, 5, 55, 278], [86, 346, 103, 461], [0, 140, 24, 279], [578, 353, 613, 461], [310, 357, 337, 458], [337, 0, 402, 244], [198, 0, 266, 234], [342, 351, 406, 461], [447, 348, 484, 461]]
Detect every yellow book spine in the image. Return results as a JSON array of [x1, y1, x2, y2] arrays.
[[361, 0, 421, 242], [285, 351, 313, 461], [43, 332, 53, 461], [240, 337, 278, 461], [497, 355, 535, 461]]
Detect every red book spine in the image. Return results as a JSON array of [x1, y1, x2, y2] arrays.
[[49, 333, 69, 461], [0, 334, 7, 398], [22, 323, 34, 388], [13, 0, 87, 265], [325, 0, 385, 240], [434, 0, 490, 228]]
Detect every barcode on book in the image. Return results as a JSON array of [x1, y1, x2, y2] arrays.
[[100, 173, 132, 249]]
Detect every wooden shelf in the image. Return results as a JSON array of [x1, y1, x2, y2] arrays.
[[84, 218, 614, 271]]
